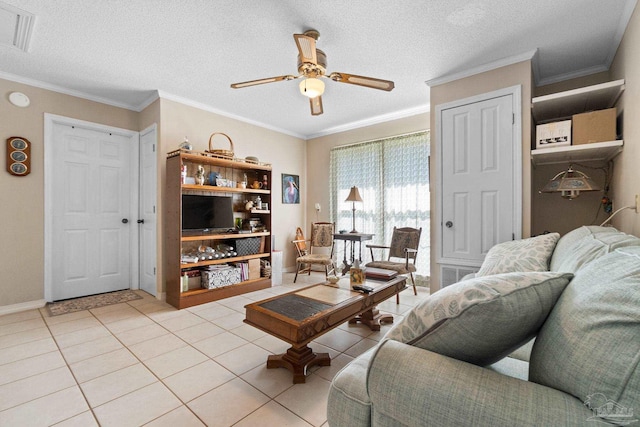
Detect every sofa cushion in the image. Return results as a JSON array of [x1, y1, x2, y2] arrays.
[[384, 271, 573, 366], [477, 233, 560, 277], [550, 226, 640, 273], [530, 246, 640, 413]]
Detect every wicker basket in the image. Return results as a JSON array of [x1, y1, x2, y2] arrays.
[[206, 133, 234, 159]]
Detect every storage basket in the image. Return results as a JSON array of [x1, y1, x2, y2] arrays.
[[228, 237, 261, 256], [201, 266, 241, 289], [261, 260, 272, 278], [206, 132, 234, 159]]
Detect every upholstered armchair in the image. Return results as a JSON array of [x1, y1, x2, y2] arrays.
[[366, 226, 421, 302], [292, 222, 335, 282]]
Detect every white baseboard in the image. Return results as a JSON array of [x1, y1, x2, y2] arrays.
[[0, 299, 47, 316]]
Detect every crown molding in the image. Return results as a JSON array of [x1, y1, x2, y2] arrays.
[[136, 91, 160, 111], [535, 64, 611, 87], [0, 70, 142, 111], [426, 49, 538, 87], [305, 104, 431, 139], [156, 90, 307, 140]]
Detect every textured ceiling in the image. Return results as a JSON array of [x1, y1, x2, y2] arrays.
[[0, 0, 637, 138]]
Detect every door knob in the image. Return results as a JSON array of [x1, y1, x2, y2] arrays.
[[122, 218, 129, 224], [137, 219, 145, 224], [445, 221, 453, 228]]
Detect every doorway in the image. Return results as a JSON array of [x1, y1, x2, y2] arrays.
[[44, 114, 139, 301], [435, 86, 522, 285], [139, 124, 158, 296]]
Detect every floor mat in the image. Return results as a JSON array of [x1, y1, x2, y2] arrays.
[[46, 290, 143, 316]]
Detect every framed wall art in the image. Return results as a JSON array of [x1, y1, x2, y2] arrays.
[[282, 173, 300, 204]]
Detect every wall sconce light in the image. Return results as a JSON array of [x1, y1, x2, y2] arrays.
[[539, 165, 600, 199]]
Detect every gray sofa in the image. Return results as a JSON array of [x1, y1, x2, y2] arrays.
[[327, 226, 640, 426]]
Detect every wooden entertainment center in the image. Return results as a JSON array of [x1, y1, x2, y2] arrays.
[[165, 150, 272, 309]]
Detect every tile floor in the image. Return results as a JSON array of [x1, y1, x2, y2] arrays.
[[0, 272, 430, 427]]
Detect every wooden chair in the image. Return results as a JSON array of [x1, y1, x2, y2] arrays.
[[293, 222, 335, 282], [366, 227, 421, 303]]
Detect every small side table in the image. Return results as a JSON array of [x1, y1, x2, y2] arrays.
[[333, 232, 374, 274]]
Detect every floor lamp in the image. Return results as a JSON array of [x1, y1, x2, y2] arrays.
[[345, 186, 363, 233]]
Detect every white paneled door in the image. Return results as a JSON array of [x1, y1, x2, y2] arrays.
[[139, 125, 157, 296], [49, 118, 138, 301], [438, 88, 521, 269]]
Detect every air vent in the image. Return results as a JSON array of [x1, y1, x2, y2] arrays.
[[0, 1, 35, 52]]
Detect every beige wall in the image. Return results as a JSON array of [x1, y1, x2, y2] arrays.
[[429, 60, 533, 292], [305, 112, 430, 268], [0, 78, 139, 308], [0, 85, 305, 309], [157, 99, 306, 281], [610, 3, 640, 236]]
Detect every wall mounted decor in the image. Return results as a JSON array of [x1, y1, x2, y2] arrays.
[[6, 136, 31, 176], [282, 173, 300, 204]]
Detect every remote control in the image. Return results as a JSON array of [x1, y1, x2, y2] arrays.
[[352, 285, 374, 294]]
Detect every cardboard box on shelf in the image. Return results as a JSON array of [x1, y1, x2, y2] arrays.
[[572, 108, 617, 145], [248, 258, 260, 280], [536, 120, 571, 149]]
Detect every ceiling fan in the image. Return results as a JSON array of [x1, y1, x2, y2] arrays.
[[230, 29, 395, 116]]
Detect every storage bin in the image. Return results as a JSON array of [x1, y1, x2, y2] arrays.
[[201, 266, 241, 289], [186, 269, 202, 290], [228, 237, 262, 256]]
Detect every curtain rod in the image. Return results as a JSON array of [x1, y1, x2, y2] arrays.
[[331, 129, 430, 151]]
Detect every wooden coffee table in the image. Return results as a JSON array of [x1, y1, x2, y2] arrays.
[[244, 277, 406, 383]]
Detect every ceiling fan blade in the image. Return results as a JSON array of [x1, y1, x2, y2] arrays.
[[329, 72, 395, 91], [310, 96, 323, 116], [231, 75, 295, 89], [294, 33, 317, 65]]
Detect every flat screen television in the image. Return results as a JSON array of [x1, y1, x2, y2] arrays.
[[182, 195, 235, 232]]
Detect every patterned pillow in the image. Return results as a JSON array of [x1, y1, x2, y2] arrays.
[[384, 271, 573, 366], [477, 233, 560, 277]]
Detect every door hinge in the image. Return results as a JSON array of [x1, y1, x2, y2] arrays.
[[152, 144, 155, 152], [154, 267, 156, 275], [153, 205, 156, 213], [512, 113, 515, 125], [512, 233, 515, 240]]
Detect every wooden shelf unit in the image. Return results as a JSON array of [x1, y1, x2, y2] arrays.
[[166, 151, 273, 309]]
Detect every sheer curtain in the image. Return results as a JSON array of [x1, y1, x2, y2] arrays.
[[329, 131, 430, 284]]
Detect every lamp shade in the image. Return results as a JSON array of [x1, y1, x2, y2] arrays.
[[299, 78, 325, 98], [540, 165, 600, 200], [345, 186, 363, 202]]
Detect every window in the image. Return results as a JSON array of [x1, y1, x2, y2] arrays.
[[329, 131, 430, 282]]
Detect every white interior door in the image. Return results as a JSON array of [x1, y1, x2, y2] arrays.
[[437, 87, 521, 268], [139, 124, 157, 296], [47, 116, 138, 301]]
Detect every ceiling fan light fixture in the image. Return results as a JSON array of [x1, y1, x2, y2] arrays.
[[299, 78, 325, 98]]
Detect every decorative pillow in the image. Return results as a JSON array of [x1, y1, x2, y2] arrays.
[[477, 233, 560, 277], [384, 271, 573, 366]]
